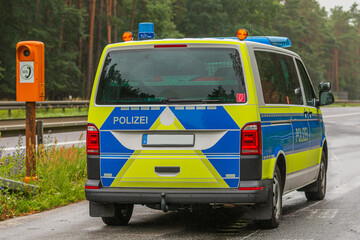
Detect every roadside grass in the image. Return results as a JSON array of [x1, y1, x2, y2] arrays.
[[0, 108, 88, 120], [0, 135, 86, 221]]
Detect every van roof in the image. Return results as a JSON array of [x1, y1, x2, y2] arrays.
[[105, 38, 300, 58]]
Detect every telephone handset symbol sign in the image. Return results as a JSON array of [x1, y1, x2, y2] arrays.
[[19, 62, 34, 83]]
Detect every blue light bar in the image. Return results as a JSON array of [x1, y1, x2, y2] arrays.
[[216, 36, 292, 48], [138, 22, 155, 40], [245, 36, 292, 48]]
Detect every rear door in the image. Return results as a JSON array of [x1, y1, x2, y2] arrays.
[[94, 44, 251, 189]]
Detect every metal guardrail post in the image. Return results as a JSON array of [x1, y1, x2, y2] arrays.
[[36, 120, 43, 145]]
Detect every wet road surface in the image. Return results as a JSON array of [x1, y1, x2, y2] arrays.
[[0, 107, 360, 240]]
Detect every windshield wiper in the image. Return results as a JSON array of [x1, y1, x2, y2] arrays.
[[159, 98, 221, 104], [201, 99, 220, 103]]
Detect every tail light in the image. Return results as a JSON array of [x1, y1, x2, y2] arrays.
[[241, 122, 262, 155], [87, 123, 99, 155]]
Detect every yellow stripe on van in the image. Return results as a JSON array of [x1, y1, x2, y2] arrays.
[[108, 39, 240, 49], [262, 147, 322, 180], [110, 150, 141, 187], [224, 105, 259, 128], [87, 106, 115, 129], [149, 113, 185, 130], [239, 43, 256, 105], [111, 149, 229, 188]]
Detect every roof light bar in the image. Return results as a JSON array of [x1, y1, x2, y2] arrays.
[[217, 36, 292, 48], [138, 22, 155, 40], [244, 36, 292, 48]]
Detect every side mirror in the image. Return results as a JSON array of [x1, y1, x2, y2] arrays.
[[319, 91, 335, 106], [319, 82, 331, 92]]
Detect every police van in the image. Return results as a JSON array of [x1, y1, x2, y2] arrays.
[[85, 23, 334, 228]]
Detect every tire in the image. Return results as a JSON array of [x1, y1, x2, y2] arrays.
[[102, 204, 134, 226], [256, 165, 283, 229], [305, 152, 326, 201]]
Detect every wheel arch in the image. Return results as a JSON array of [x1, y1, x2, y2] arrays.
[[322, 139, 328, 171], [274, 151, 286, 191]]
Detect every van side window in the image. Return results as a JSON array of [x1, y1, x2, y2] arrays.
[[255, 51, 302, 105], [296, 59, 317, 106]]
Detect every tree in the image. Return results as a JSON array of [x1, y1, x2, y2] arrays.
[[86, 0, 96, 99]]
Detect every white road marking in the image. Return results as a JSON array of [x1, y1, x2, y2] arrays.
[[241, 229, 260, 239], [306, 209, 338, 219], [323, 112, 360, 118]]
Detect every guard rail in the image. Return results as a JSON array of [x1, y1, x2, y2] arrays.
[[0, 101, 89, 117]]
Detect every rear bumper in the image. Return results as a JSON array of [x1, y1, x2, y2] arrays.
[[85, 179, 272, 205]]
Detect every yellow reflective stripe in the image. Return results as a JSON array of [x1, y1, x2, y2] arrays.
[[149, 110, 185, 130], [241, 43, 258, 105], [117, 181, 222, 188], [119, 177, 220, 183], [224, 105, 259, 128], [150, 118, 161, 130], [262, 147, 323, 179], [156, 124, 178, 130], [174, 118, 185, 130], [262, 158, 276, 179], [110, 149, 229, 188], [108, 39, 239, 48], [87, 106, 115, 129], [238, 43, 256, 105], [89, 45, 110, 107], [110, 150, 141, 187], [139, 150, 196, 155], [310, 147, 322, 167], [259, 106, 291, 114], [195, 150, 229, 188]]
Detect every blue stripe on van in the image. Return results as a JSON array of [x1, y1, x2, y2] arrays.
[[202, 131, 240, 154], [100, 107, 165, 130], [261, 123, 293, 159], [101, 178, 115, 187], [171, 106, 239, 130], [224, 179, 240, 188], [100, 131, 134, 154], [206, 157, 240, 178]]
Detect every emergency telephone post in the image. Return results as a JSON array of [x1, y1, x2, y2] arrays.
[[16, 41, 45, 183]]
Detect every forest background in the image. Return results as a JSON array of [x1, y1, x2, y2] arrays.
[[0, 0, 359, 100]]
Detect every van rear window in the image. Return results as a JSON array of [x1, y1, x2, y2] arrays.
[[95, 48, 246, 105]]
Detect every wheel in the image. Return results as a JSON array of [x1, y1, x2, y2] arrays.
[[102, 204, 134, 226], [305, 152, 326, 201], [255, 165, 283, 229]]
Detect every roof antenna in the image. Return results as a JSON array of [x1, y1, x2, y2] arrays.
[[250, 24, 253, 33]]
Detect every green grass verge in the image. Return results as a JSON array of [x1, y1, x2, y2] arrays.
[[0, 138, 86, 221], [0, 108, 88, 120]]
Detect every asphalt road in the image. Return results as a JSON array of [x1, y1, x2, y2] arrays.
[[1, 107, 360, 240]]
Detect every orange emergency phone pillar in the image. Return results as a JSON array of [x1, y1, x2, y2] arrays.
[[16, 41, 45, 183]]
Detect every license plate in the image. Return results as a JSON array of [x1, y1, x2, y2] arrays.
[[142, 134, 194, 147]]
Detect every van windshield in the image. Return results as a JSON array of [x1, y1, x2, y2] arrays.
[[96, 47, 246, 105]]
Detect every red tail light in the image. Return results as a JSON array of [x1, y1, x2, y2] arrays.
[[238, 187, 263, 191], [87, 123, 99, 155], [154, 44, 187, 48], [85, 186, 99, 189], [241, 122, 262, 155]]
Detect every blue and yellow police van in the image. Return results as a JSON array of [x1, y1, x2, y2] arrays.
[[85, 23, 334, 228]]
